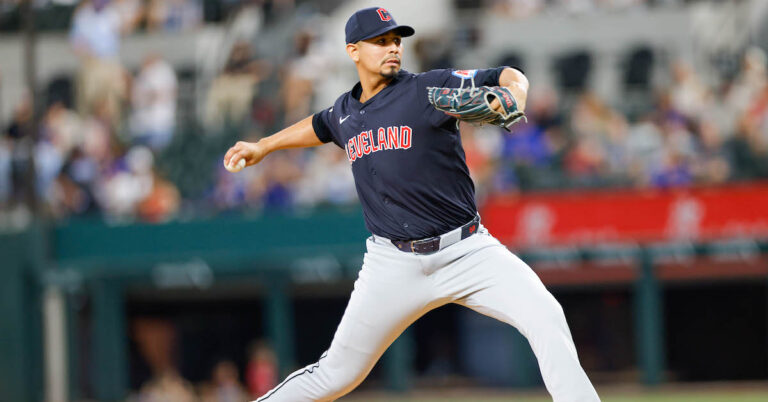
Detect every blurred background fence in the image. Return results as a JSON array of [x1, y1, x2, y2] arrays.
[[1, 0, 768, 401]]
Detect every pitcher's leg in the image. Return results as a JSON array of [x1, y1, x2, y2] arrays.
[[256, 242, 437, 402], [452, 242, 599, 401]]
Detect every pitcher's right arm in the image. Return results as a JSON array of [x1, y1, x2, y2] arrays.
[[223, 115, 323, 169]]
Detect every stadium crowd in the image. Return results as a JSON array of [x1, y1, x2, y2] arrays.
[[0, 0, 767, 228]]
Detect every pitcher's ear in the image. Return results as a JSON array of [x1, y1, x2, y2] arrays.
[[346, 43, 359, 63]]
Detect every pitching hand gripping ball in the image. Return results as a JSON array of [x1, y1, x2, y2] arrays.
[[224, 158, 246, 173]]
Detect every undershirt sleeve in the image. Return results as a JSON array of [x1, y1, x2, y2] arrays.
[[474, 66, 508, 87]]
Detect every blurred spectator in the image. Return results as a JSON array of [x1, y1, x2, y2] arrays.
[[130, 53, 178, 152], [263, 149, 303, 210], [212, 160, 253, 211], [625, 114, 665, 186], [69, 0, 129, 127], [459, 122, 502, 200], [729, 111, 768, 180], [280, 30, 329, 125], [3, 97, 35, 206], [225, 0, 264, 44], [294, 145, 356, 207], [490, 0, 546, 20], [50, 147, 98, 217], [501, 123, 557, 189], [33, 137, 65, 207], [25, 102, 79, 209], [651, 148, 693, 188], [41, 101, 83, 158], [200, 360, 249, 402], [689, 118, 728, 184], [133, 317, 197, 401], [205, 41, 269, 128], [37, 98, 96, 219], [137, 168, 181, 223], [94, 145, 154, 221], [80, 101, 115, 165], [146, 0, 202, 32], [112, 0, 144, 33], [4, 95, 33, 142], [726, 47, 767, 115], [669, 60, 710, 121], [136, 369, 198, 402], [246, 341, 277, 399], [565, 92, 629, 181]]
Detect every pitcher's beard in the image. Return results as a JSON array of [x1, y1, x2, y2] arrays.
[[380, 65, 399, 78]]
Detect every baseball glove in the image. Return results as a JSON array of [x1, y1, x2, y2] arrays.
[[426, 85, 526, 130]]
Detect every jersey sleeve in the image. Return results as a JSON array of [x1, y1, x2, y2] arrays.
[[312, 106, 342, 148], [419, 66, 522, 88]]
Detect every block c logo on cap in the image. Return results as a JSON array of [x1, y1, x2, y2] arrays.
[[376, 8, 392, 21]]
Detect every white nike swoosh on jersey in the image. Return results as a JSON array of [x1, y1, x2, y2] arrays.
[[339, 115, 350, 124]]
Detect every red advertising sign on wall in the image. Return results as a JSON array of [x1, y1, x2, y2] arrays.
[[481, 183, 768, 247]]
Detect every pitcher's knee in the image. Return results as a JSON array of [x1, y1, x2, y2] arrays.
[[321, 373, 366, 399], [320, 360, 371, 399], [533, 293, 568, 330]]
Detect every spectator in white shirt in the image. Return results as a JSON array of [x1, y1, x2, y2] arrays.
[[69, 0, 129, 127], [130, 53, 178, 152]]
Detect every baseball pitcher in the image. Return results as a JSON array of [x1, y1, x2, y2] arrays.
[[224, 7, 600, 402]]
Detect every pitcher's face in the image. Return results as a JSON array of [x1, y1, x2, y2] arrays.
[[349, 31, 403, 79]]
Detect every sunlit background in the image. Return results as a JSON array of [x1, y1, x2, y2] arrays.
[[1, 0, 768, 401]]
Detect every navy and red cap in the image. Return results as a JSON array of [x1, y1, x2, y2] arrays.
[[345, 7, 415, 44]]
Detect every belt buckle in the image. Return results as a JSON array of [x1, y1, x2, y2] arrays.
[[412, 237, 439, 254]]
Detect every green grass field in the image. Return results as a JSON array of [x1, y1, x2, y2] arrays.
[[342, 385, 768, 401]]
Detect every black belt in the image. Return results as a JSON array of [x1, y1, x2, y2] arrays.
[[391, 215, 481, 254]]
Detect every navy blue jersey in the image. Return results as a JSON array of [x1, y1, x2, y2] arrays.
[[313, 67, 507, 241]]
